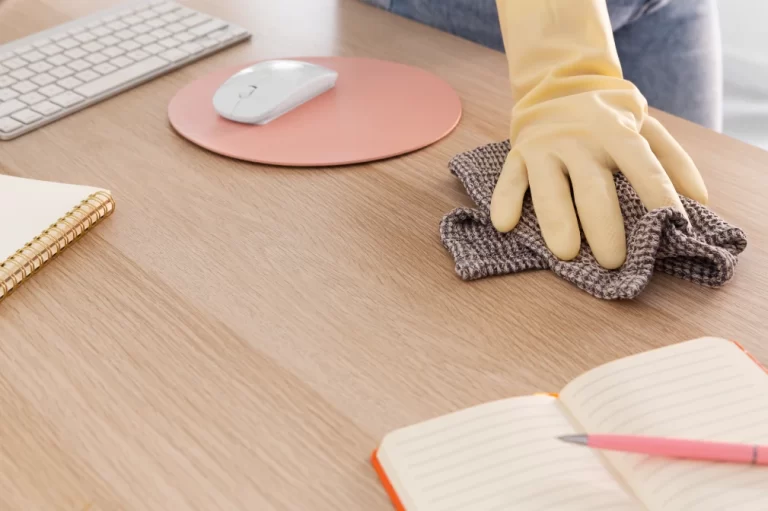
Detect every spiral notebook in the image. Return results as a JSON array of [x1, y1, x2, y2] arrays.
[[0, 174, 114, 303], [372, 337, 768, 511]]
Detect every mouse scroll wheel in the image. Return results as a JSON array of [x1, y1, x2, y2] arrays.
[[238, 85, 258, 98]]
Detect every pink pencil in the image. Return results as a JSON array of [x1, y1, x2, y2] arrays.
[[559, 434, 768, 465]]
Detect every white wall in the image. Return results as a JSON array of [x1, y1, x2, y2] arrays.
[[718, 0, 768, 149], [719, 0, 768, 94]]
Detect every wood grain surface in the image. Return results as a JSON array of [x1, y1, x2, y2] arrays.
[[1, 0, 767, 509]]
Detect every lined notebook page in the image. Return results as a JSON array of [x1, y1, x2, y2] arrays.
[[561, 337, 768, 511], [377, 395, 641, 511], [0, 174, 103, 263]]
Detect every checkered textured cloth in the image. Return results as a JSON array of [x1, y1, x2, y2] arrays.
[[440, 141, 748, 299]]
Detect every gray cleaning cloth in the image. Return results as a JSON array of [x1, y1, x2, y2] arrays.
[[439, 141, 748, 300]]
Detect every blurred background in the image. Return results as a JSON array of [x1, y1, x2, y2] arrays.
[[720, 0, 768, 149]]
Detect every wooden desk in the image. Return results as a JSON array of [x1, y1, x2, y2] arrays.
[[1, 0, 767, 509]]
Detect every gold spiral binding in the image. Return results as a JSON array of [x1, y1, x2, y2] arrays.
[[0, 190, 115, 303]]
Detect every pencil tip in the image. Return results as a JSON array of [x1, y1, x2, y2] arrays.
[[558, 434, 588, 445]]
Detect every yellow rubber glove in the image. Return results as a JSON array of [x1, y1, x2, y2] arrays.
[[492, 0, 708, 269]]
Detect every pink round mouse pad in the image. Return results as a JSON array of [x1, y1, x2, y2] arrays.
[[167, 57, 462, 167]]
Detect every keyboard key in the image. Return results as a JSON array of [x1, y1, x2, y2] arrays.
[[82, 42, 105, 53], [86, 20, 102, 29], [31, 100, 61, 116], [50, 32, 68, 41], [74, 32, 96, 43], [153, 3, 178, 14], [229, 26, 248, 37], [182, 14, 209, 28], [161, 13, 181, 23], [132, 23, 152, 34], [175, 7, 196, 19], [123, 15, 143, 25], [33, 38, 51, 47], [3, 57, 27, 70], [58, 77, 83, 89], [197, 37, 216, 49], [166, 22, 185, 33], [67, 26, 85, 35], [68, 59, 91, 71], [0, 99, 26, 117], [91, 26, 112, 37], [112, 56, 133, 68], [57, 38, 79, 49], [0, 116, 22, 133], [107, 21, 128, 31], [18, 91, 46, 105], [102, 14, 118, 23], [159, 37, 180, 49], [28, 61, 53, 73], [0, 52, 13, 62], [0, 76, 16, 88], [174, 32, 196, 43], [11, 108, 42, 124], [75, 69, 100, 82], [85, 53, 108, 65], [159, 48, 188, 62], [31, 73, 56, 86], [40, 44, 64, 56], [50, 66, 74, 78], [209, 28, 233, 41], [151, 28, 172, 39], [0, 64, 7, 75], [99, 35, 121, 47], [143, 43, 165, 55], [76, 56, 166, 97], [10, 68, 34, 81], [118, 40, 141, 51], [64, 47, 88, 60], [126, 50, 149, 61], [39, 84, 65, 97], [47, 54, 71, 66], [11, 81, 37, 94], [103, 46, 125, 57], [13, 45, 33, 55], [0, 88, 18, 101], [93, 63, 117, 74], [190, 19, 227, 37], [135, 34, 156, 45], [179, 42, 202, 55], [115, 29, 136, 40], [50, 91, 84, 107], [138, 9, 158, 20], [21, 50, 46, 63], [147, 19, 167, 28]]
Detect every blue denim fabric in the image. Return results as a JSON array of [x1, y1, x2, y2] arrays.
[[361, 0, 722, 130]]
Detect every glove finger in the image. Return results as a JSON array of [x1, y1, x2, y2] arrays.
[[491, 149, 528, 233], [527, 152, 581, 261], [608, 135, 687, 217], [641, 116, 709, 205], [567, 149, 626, 269]]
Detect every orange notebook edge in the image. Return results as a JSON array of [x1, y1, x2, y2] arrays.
[[371, 449, 407, 511], [731, 339, 768, 373]]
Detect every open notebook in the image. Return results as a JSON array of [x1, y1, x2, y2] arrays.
[[0, 174, 114, 303], [372, 337, 768, 511]]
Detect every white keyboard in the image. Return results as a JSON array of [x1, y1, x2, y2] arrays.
[[0, 1, 250, 140]]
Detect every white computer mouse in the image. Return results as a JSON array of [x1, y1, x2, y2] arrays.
[[212, 60, 339, 125]]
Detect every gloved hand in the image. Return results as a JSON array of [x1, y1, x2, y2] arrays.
[[492, 0, 708, 269]]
